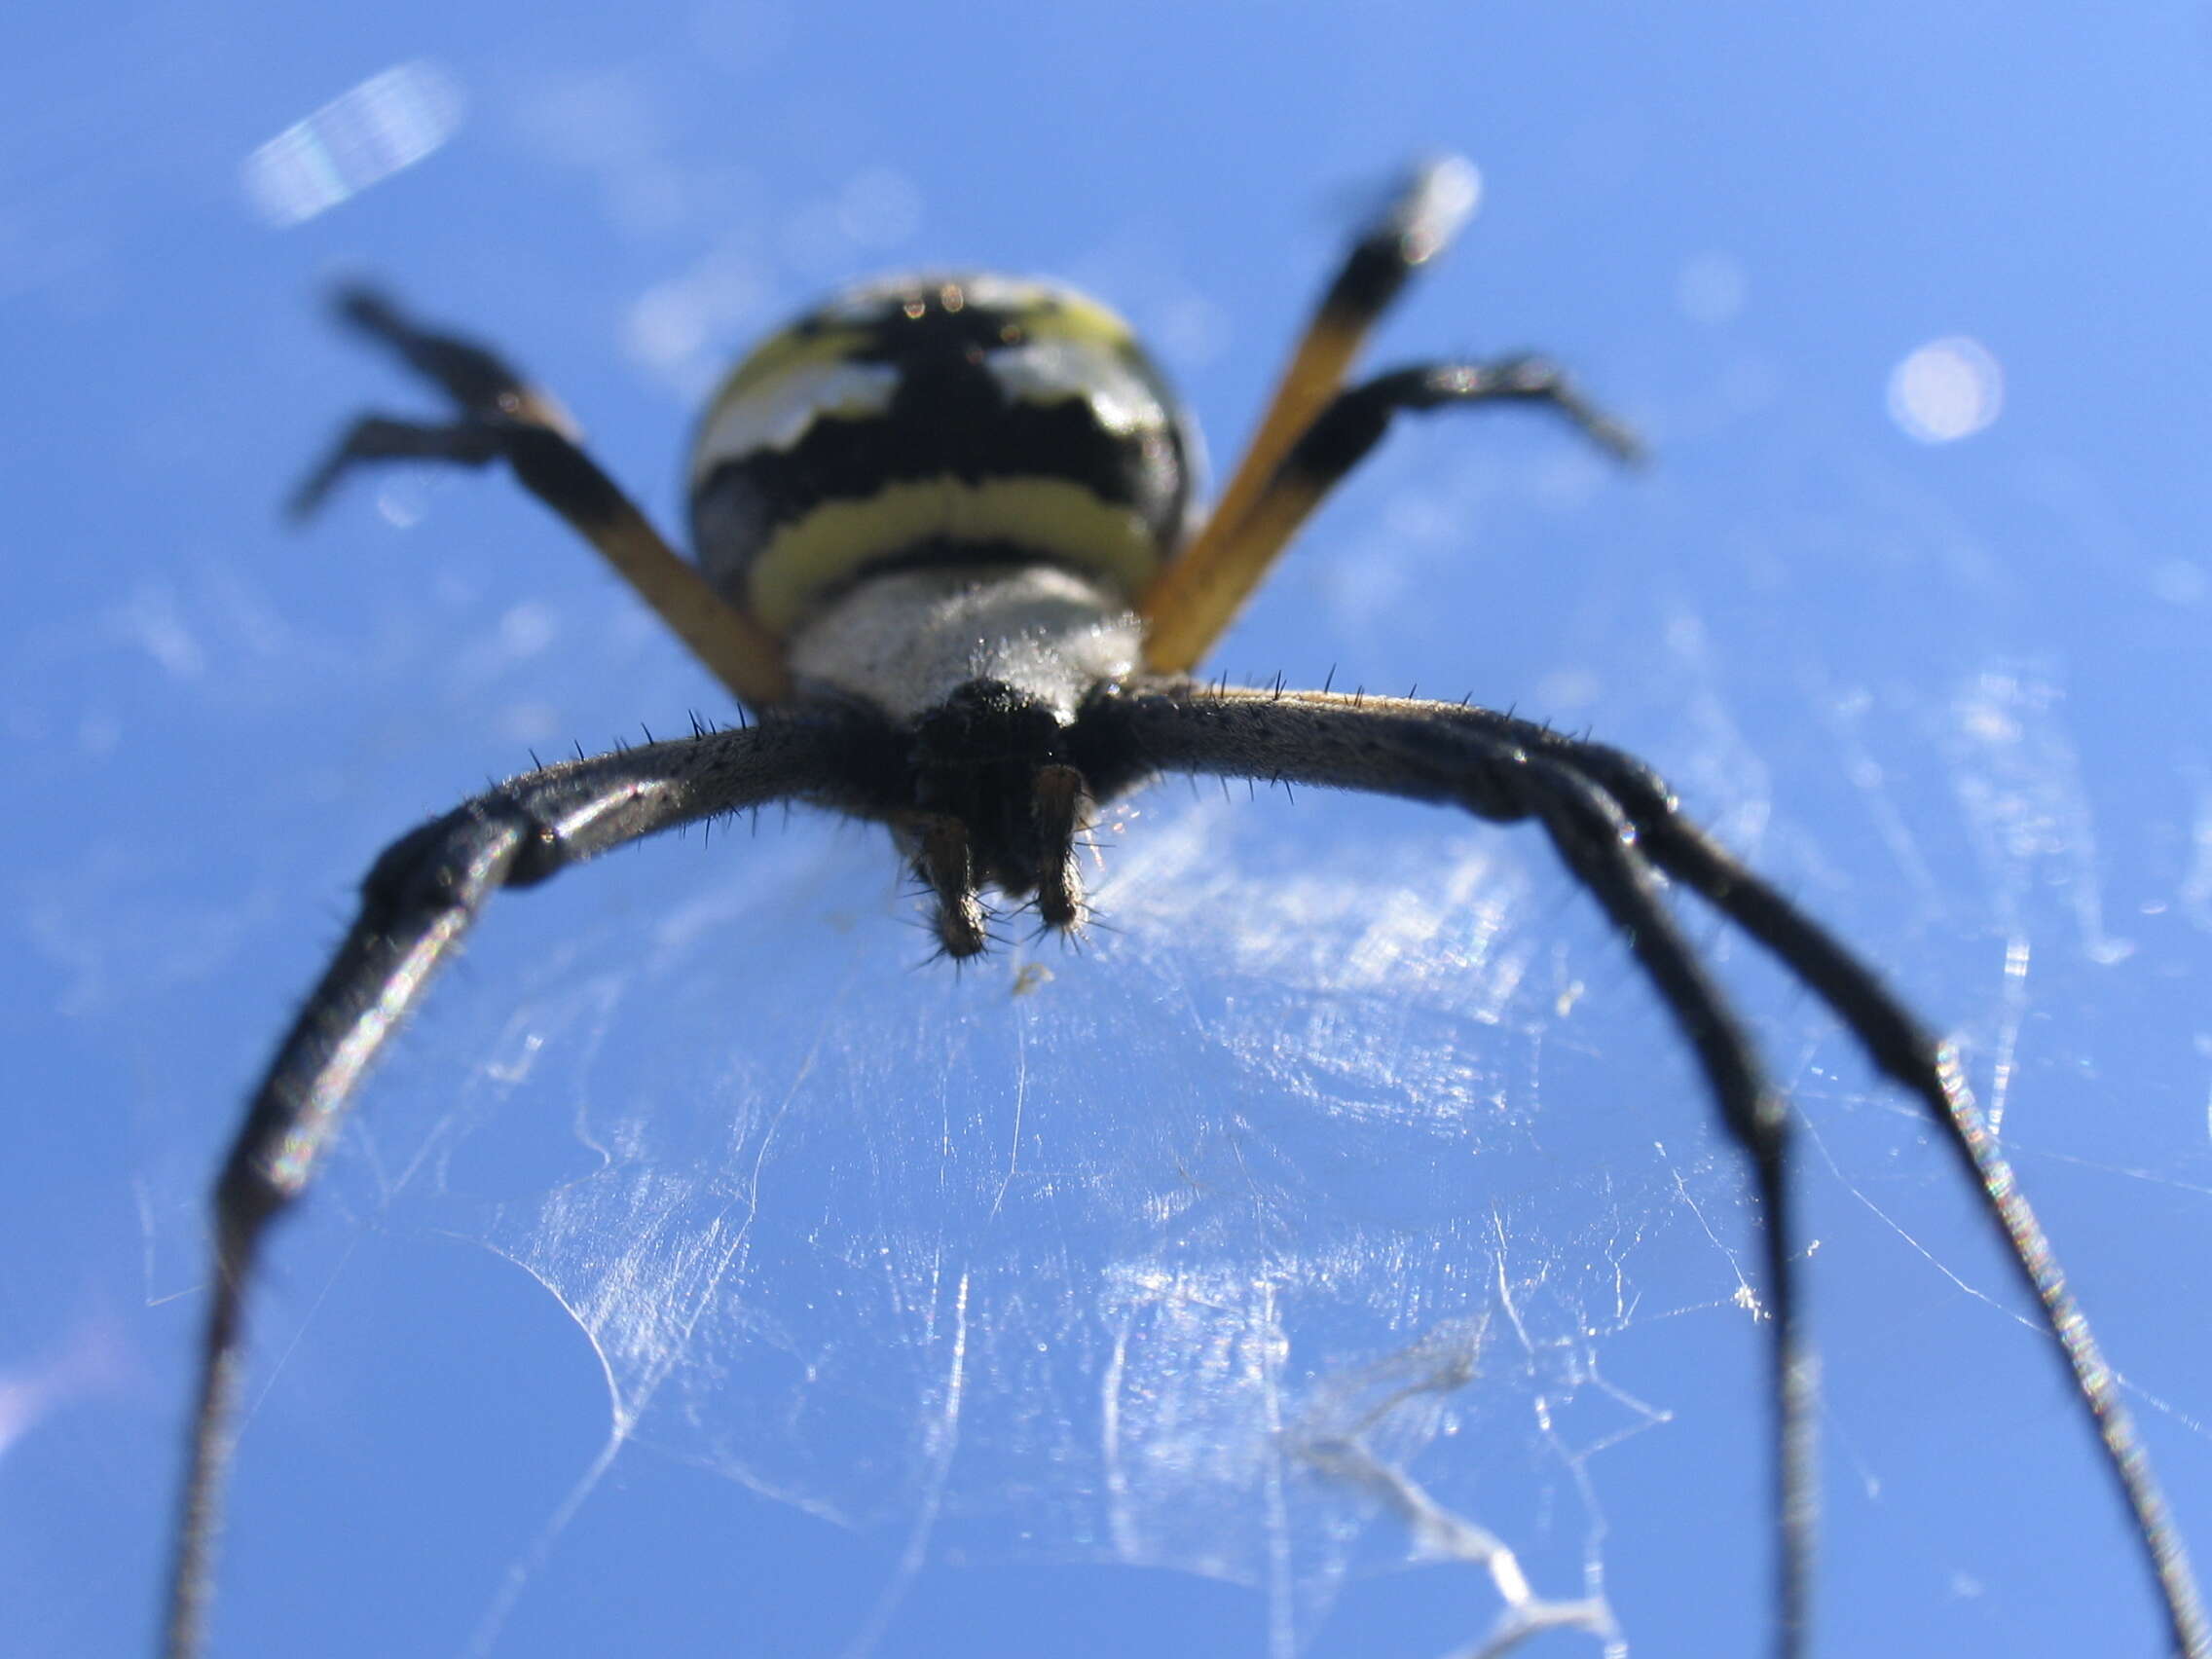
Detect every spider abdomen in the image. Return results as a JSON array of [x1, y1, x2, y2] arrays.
[[685, 273, 1200, 636]]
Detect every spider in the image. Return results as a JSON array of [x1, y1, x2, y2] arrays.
[[164, 158, 2205, 1659]]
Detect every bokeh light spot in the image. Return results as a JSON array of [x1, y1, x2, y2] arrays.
[[1887, 336, 2004, 443], [242, 61, 465, 228]]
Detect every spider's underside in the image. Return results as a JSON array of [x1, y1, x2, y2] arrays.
[[164, 160, 2206, 1659]]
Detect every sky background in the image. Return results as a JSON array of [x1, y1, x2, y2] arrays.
[[6, 5, 2211, 1659]]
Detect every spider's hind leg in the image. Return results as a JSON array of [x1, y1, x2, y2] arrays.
[[290, 284, 792, 707], [1137, 156, 1640, 676], [1096, 681, 1816, 1647], [288, 287, 578, 519], [1096, 680, 2212, 1659], [1162, 358, 1643, 653], [289, 411, 511, 520]]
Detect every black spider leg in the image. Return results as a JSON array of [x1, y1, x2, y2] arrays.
[[1296, 358, 1643, 472], [289, 287, 589, 522], [910, 815, 989, 959], [1084, 682, 2209, 1659], [163, 706, 898, 1659], [1196, 352, 1642, 616], [1163, 355, 1645, 640], [1031, 764, 1091, 931], [1559, 732, 2212, 1659], [291, 287, 791, 708]]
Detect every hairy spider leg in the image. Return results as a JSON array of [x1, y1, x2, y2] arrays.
[[162, 709, 895, 1659], [1088, 683, 2210, 1659], [1093, 685, 1811, 1643], [293, 288, 793, 707]]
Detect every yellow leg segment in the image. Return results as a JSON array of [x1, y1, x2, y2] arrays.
[[497, 428, 794, 708], [299, 288, 794, 709], [1139, 157, 1479, 674]]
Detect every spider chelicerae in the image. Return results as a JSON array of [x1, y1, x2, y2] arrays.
[[164, 158, 2205, 1659]]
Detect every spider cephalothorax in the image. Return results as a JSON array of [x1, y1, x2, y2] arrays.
[[165, 159, 2206, 1659]]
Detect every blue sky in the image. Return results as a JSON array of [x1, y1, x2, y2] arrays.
[[5, 5, 2210, 1658]]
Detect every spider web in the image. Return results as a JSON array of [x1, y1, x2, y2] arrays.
[[364, 786, 1715, 1659]]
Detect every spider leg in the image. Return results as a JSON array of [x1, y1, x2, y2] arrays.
[[1216, 157, 1481, 532], [1032, 763, 1091, 931], [1554, 735, 2212, 1658], [910, 815, 989, 958], [1086, 682, 2209, 1659], [1138, 156, 1480, 667], [163, 709, 897, 1659], [1141, 360, 1641, 674], [292, 286, 791, 708], [287, 412, 512, 512], [331, 287, 573, 428]]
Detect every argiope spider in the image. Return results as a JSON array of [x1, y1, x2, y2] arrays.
[[164, 158, 2205, 1658]]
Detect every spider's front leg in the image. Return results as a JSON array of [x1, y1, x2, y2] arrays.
[[163, 707, 895, 1659], [1085, 680, 2210, 1659], [292, 286, 791, 708]]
